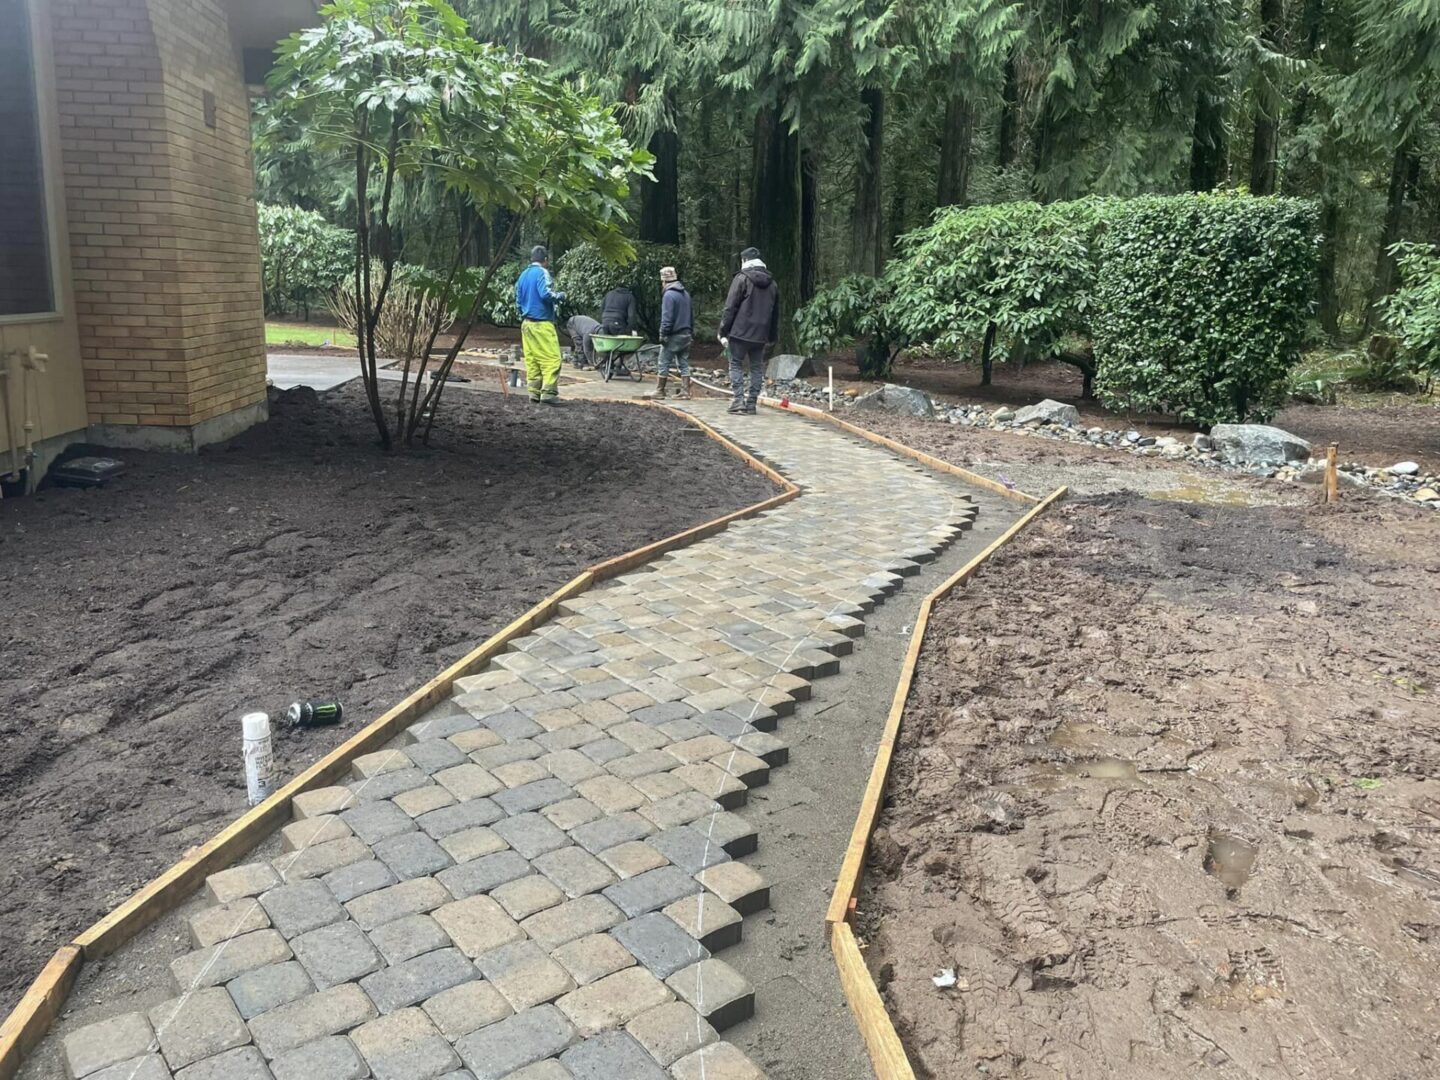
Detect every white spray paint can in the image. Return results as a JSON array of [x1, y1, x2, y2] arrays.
[[242, 711, 276, 806]]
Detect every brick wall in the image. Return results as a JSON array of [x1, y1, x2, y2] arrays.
[[48, 0, 266, 434]]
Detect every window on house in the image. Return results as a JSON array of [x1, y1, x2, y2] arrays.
[[0, 0, 56, 318]]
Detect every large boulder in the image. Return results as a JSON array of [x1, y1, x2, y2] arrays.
[[852, 383, 935, 418], [766, 353, 816, 381], [1014, 399, 1080, 427], [1209, 423, 1311, 466]]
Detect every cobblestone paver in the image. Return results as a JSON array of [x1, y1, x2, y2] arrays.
[[53, 402, 981, 1080]]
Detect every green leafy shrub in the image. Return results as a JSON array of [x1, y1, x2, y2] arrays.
[[258, 203, 353, 317], [1383, 242, 1440, 386], [557, 242, 727, 339], [797, 275, 909, 379], [1094, 194, 1319, 425]]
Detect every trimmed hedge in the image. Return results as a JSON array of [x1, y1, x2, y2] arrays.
[[1094, 194, 1319, 425], [1384, 241, 1440, 380]]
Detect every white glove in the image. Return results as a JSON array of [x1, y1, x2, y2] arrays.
[[719, 336, 729, 348]]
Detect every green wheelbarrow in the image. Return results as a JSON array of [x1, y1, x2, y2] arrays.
[[591, 332, 645, 382]]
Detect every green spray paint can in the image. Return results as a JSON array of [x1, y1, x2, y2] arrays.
[[286, 699, 344, 729]]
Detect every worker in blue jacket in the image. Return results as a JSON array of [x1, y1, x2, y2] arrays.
[[514, 246, 566, 405]]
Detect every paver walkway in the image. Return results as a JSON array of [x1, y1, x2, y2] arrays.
[[41, 401, 982, 1080]]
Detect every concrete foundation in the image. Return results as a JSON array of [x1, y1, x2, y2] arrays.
[[87, 399, 269, 454]]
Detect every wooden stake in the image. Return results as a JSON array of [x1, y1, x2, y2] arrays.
[[498, 365, 509, 398], [1325, 444, 1338, 504]]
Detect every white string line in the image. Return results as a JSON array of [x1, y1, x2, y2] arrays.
[[683, 402, 974, 1076]]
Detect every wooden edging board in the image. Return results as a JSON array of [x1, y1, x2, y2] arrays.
[[0, 401, 797, 1080], [825, 484, 1068, 1080]]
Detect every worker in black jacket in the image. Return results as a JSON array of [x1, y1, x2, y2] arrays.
[[600, 284, 639, 335], [718, 247, 780, 414]]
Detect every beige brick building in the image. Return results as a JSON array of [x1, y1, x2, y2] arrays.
[[0, 0, 316, 490]]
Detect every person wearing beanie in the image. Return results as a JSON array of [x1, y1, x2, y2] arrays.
[[646, 265, 693, 399], [718, 246, 780, 414], [514, 245, 566, 404]]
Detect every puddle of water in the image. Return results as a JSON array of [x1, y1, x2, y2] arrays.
[[1151, 484, 1264, 507], [1061, 757, 1139, 781], [1205, 832, 1258, 892], [1048, 721, 1104, 749]]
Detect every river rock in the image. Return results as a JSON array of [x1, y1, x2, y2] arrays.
[[1209, 424, 1312, 466], [1013, 399, 1080, 427], [766, 353, 815, 381], [1389, 461, 1420, 476], [1415, 488, 1439, 502], [1193, 434, 1214, 451], [852, 383, 935, 418], [993, 407, 1015, 422]]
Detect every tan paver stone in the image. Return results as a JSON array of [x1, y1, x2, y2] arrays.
[[574, 775, 646, 815], [171, 929, 291, 990], [149, 988, 250, 1070], [478, 940, 576, 1011], [671, 763, 746, 809], [274, 836, 372, 882], [188, 898, 271, 949], [540, 796, 603, 831], [248, 984, 378, 1058], [555, 966, 673, 1036], [351, 749, 411, 779], [493, 760, 549, 788], [632, 772, 691, 802], [492, 874, 566, 920], [433, 894, 525, 957], [664, 736, 734, 764], [575, 699, 627, 729], [609, 691, 656, 713], [553, 933, 636, 986], [710, 750, 770, 788], [205, 862, 280, 906], [435, 763, 502, 800], [671, 1041, 765, 1079], [346, 877, 451, 930], [625, 1001, 718, 1067], [438, 825, 507, 863], [449, 727, 504, 753], [600, 841, 669, 879], [611, 721, 670, 752], [533, 708, 584, 731], [280, 813, 354, 853], [663, 894, 744, 952], [422, 980, 512, 1040], [63, 1012, 155, 1079], [292, 786, 356, 820], [695, 862, 769, 915], [393, 784, 455, 817], [520, 894, 624, 951]]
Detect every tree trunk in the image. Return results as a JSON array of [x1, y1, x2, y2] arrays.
[[888, 181, 907, 248], [1368, 141, 1418, 326], [1189, 92, 1226, 191], [1248, 0, 1283, 195], [1317, 197, 1340, 336], [849, 87, 884, 275], [802, 145, 819, 303], [750, 106, 802, 348], [936, 65, 974, 207], [697, 97, 718, 253], [997, 51, 1019, 168], [1030, 96, 1057, 201], [980, 321, 997, 385], [639, 124, 681, 244]]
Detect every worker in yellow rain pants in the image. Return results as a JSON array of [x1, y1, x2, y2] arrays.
[[514, 246, 566, 405]]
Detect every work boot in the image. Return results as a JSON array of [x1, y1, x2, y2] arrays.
[[678, 377, 692, 399], [743, 403, 758, 414], [727, 400, 744, 413], [644, 376, 668, 400]]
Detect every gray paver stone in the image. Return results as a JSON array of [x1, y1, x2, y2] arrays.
[[369, 912, 450, 964], [359, 947, 477, 1013], [270, 1035, 368, 1080], [432, 895, 524, 958], [421, 981, 512, 1040], [351, 1008, 460, 1080], [173, 1046, 273, 1080], [492, 813, 569, 859], [695, 811, 757, 859], [323, 859, 399, 904], [349, 768, 430, 802], [437, 826, 507, 864], [539, 749, 604, 786], [602, 866, 702, 918], [733, 731, 786, 767], [63, 1012, 155, 1079], [149, 987, 251, 1070], [578, 738, 630, 766], [273, 837, 372, 883], [436, 849, 531, 899], [345, 877, 451, 931], [260, 879, 346, 938], [171, 929, 292, 991], [669, 1041, 764, 1079], [531, 846, 616, 899], [227, 961, 315, 1020], [206, 862, 280, 905], [570, 812, 653, 855], [290, 915, 388, 996], [502, 1063, 570, 1080], [416, 799, 503, 839], [280, 814, 354, 853], [454, 1005, 578, 1080], [248, 984, 378, 1058], [625, 1001, 717, 1067], [492, 778, 574, 815], [373, 830, 453, 880], [552, 933, 636, 987], [646, 826, 729, 874], [519, 893, 624, 951], [558, 1030, 667, 1080], [406, 711, 479, 741], [293, 786, 357, 820], [188, 898, 270, 949], [341, 800, 417, 845], [475, 940, 575, 1011], [404, 739, 468, 774], [479, 710, 544, 741], [393, 784, 456, 818], [664, 959, 754, 1031], [84, 1055, 170, 1080], [610, 913, 708, 979]]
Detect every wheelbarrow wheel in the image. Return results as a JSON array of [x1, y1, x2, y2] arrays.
[[601, 352, 617, 382]]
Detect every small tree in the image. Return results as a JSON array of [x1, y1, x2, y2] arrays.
[[1384, 242, 1440, 390], [266, 0, 651, 448], [257, 204, 353, 317], [796, 275, 910, 380]]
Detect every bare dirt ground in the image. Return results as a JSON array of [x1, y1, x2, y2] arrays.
[[819, 354, 1440, 472], [857, 463, 1440, 1077], [0, 383, 774, 1017]]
